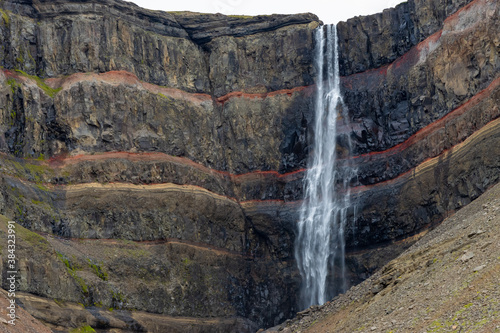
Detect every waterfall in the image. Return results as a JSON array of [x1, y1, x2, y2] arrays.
[[295, 24, 355, 309]]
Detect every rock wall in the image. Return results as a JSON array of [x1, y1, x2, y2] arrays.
[[0, 0, 318, 330], [336, 0, 475, 76], [0, 0, 499, 331], [337, 0, 500, 249]]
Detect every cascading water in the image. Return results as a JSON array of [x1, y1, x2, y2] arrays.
[[295, 24, 356, 309]]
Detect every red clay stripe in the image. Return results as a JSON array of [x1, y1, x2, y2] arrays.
[[47, 151, 307, 181], [46, 76, 499, 177], [216, 86, 314, 104], [3, 68, 313, 105], [349, 76, 500, 162]]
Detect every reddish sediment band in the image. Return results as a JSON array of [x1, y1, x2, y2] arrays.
[[46, 70, 213, 105], [240, 199, 303, 206], [43, 232, 254, 258], [1, 72, 494, 207], [242, 115, 500, 202], [67, 112, 494, 208], [216, 85, 314, 104], [2, 100, 498, 208], [43, 75, 499, 185], [348, 76, 500, 162], [3, 68, 313, 105], [350, 116, 500, 194], [47, 151, 307, 182], [16, 110, 498, 207], [2, 0, 487, 107]]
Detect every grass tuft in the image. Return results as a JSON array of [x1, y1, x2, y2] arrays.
[[14, 69, 61, 97], [70, 326, 96, 333], [0, 8, 9, 25]]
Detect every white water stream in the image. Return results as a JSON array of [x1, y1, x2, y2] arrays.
[[295, 24, 355, 309]]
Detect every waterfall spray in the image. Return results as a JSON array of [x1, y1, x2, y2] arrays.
[[295, 24, 356, 309]]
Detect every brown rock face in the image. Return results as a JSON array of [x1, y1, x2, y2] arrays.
[[0, 0, 498, 331]]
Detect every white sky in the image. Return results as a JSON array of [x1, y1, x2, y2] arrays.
[[127, 0, 406, 25]]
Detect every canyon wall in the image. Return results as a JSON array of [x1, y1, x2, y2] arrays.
[[0, 0, 498, 331]]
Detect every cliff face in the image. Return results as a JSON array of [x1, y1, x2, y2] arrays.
[[0, 1, 318, 331], [337, 0, 500, 248], [0, 0, 498, 331], [0, 0, 317, 172]]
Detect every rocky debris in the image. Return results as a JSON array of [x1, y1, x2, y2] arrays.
[[473, 265, 485, 272], [468, 230, 485, 238], [460, 251, 475, 262]]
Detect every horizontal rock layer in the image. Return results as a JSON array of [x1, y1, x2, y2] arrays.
[[340, 0, 499, 154], [0, 69, 314, 174], [0, 215, 291, 331]]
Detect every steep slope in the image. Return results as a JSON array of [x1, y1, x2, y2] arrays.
[[263, 179, 500, 332]]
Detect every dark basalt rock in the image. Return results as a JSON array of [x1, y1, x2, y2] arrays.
[[337, 0, 474, 76], [339, 0, 499, 155], [174, 12, 319, 44]]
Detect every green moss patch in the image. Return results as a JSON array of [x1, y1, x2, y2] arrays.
[[228, 15, 253, 19], [6, 78, 18, 95], [14, 69, 61, 97], [87, 259, 108, 281], [0, 8, 9, 25], [70, 326, 96, 333], [57, 252, 89, 295]]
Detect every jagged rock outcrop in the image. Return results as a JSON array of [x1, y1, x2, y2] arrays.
[[0, 0, 498, 331], [337, 0, 475, 76]]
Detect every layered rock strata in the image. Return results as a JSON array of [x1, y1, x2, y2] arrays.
[[0, 0, 498, 331], [0, 0, 318, 330]]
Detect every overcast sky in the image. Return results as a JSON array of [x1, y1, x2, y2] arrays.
[[127, 0, 406, 24]]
